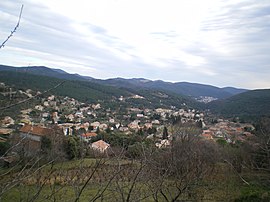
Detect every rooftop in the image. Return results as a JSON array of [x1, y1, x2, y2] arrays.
[[19, 124, 53, 137]]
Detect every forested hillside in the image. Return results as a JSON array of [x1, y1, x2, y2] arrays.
[[0, 71, 201, 109], [0, 65, 247, 100], [0, 71, 129, 103], [208, 89, 270, 119]]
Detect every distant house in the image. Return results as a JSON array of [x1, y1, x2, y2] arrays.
[[80, 122, 90, 131], [119, 126, 129, 132], [109, 118, 115, 123], [131, 95, 144, 99], [81, 132, 97, 143], [128, 123, 139, 130], [128, 120, 140, 130], [75, 111, 83, 117], [20, 124, 53, 144], [47, 95, 55, 101], [16, 124, 65, 156], [0, 116, 15, 127], [91, 122, 100, 130], [0, 128, 13, 142], [42, 112, 50, 118], [91, 140, 110, 153], [20, 108, 32, 115], [151, 120, 160, 125], [201, 133, 213, 140], [137, 114, 144, 118], [92, 103, 101, 110], [66, 114, 75, 122], [0, 128, 13, 136], [51, 112, 59, 124], [99, 123, 108, 131], [18, 124, 54, 154], [35, 105, 44, 111], [201, 130, 214, 140], [43, 101, 49, 107], [156, 139, 171, 148], [144, 123, 153, 129]]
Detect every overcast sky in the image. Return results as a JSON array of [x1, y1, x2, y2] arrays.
[[0, 0, 270, 89]]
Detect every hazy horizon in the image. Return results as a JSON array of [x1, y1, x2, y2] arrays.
[[0, 63, 259, 90]]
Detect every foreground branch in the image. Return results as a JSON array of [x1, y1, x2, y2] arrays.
[[0, 5, 24, 49], [0, 81, 65, 111]]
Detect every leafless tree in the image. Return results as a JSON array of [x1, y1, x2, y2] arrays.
[[145, 139, 218, 201], [254, 117, 270, 171]]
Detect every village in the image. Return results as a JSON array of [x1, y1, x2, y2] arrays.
[[0, 82, 255, 158]]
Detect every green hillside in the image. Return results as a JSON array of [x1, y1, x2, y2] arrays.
[[0, 65, 247, 101], [0, 71, 201, 110], [96, 78, 247, 99], [0, 71, 130, 103], [208, 89, 270, 119]]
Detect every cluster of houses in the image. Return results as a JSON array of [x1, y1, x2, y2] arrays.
[[195, 96, 218, 103], [0, 82, 256, 159], [0, 116, 14, 143], [200, 119, 255, 143]]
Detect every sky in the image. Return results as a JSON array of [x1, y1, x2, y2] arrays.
[[0, 0, 270, 89]]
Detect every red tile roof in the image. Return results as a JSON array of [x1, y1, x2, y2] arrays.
[[82, 132, 97, 138], [92, 140, 110, 150], [19, 124, 53, 136], [201, 133, 213, 139]]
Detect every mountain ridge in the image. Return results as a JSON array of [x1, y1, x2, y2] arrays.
[[0, 70, 202, 110], [0, 64, 247, 99], [0, 65, 93, 82], [95, 78, 247, 99], [1, 65, 270, 119]]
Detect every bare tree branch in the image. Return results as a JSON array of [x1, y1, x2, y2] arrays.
[[0, 81, 65, 111], [224, 160, 250, 186], [0, 5, 24, 49], [74, 158, 104, 202]]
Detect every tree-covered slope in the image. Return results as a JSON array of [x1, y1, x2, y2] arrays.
[[0, 65, 93, 81], [208, 89, 270, 117], [0, 71, 202, 109], [0, 65, 247, 100], [0, 71, 130, 103], [98, 78, 247, 99]]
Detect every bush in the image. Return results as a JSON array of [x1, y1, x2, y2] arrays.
[[65, 136, 81, 159], [0, 142, 10, 156]]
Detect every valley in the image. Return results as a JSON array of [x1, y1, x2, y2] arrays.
[[0, 65, 270, 201]]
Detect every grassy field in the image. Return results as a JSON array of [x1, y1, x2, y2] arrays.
[[1, 159, 269, 202]]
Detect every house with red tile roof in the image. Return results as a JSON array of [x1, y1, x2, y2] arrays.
[[201, 130, 214, 140], [20, 124, 53, 142], [18, 124, 64, 156], [91, 140, 110, 153], [201, 133, 213, 140], [81, 132, 97, 143], [18, 124, 55, 154]]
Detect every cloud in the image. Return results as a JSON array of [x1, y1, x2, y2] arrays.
[[0, 0, 270, 89]]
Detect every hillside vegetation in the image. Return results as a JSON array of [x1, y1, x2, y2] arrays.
[[0, 71, 129, 103], [0, 65, 247, 99], [0, 65, 92, 81], [0, 71, 201, 110], [96, 78, 247, 99], [208, 89, 270, 118]]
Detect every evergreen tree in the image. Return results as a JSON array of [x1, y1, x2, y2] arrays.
[[162, 126, 169, 139], [137, 128, 144, 136]]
